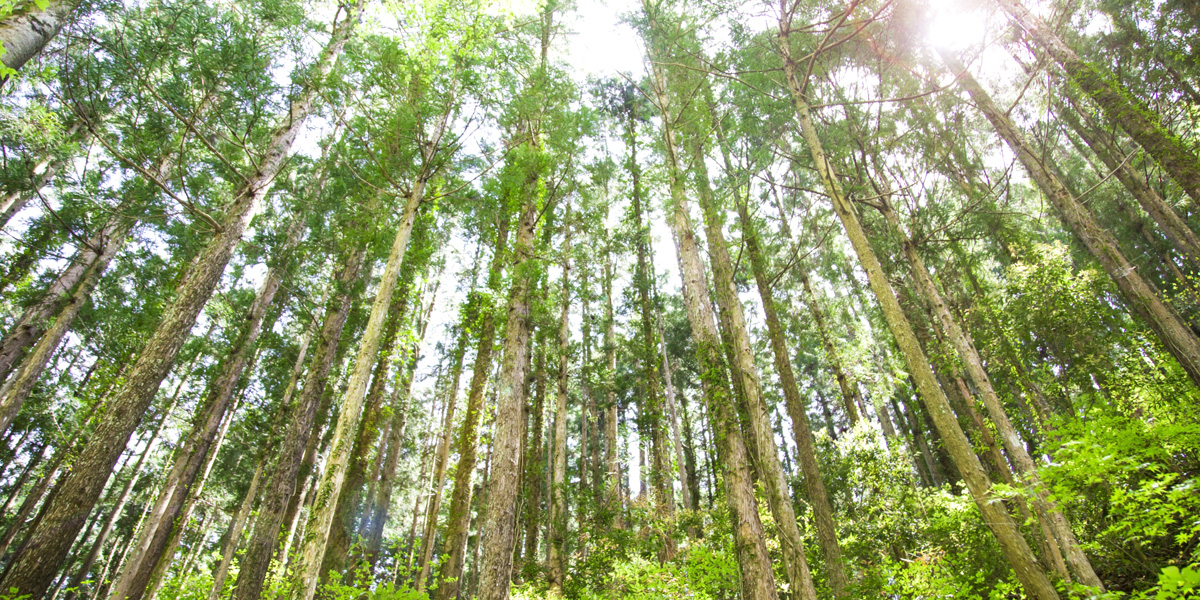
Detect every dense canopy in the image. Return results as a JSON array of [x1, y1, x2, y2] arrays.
[[0, 0, 1197, 598]]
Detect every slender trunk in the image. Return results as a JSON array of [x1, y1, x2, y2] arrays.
[[296, 188, 424, 599], [736, 199, 850, 596], [0, 194, 137, 428], [231, 243, 367, 600], [768, 190, 862, 426], [602, 247, 621, 526], [432, 215, 510, 600], [320, 234, 419, 582], [688, 135, 816, 600], [995, 0, 1200, 206], [1057, 97, 1200, 269], [778, 28, 1059, 598], [0, 5, 361, 594], [878, 191, 1102, 588], [206, 457, 263, 600], [625, 112, 676, 546], [521, 339, 546, 571], [363, 317, 425, 565], [0, 440, 46, 515], [475, 182, 541, 600], [109, 216, 304, 600], [547, 218, 571, 595], [942, 49, 1200, 389]]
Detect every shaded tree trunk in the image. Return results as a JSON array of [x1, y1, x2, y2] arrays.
[[432, 212, 510, 600]]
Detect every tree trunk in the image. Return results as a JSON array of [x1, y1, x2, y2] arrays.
[[0, 0, 79, 78], [547, 215, 571, 595], [68, 397, 177, 599], [0, 192, 138, 429], [778, 29, 1059, 598], [521, 338, 546, 572], [941, 49, 1200, 390], [602, 246, 622, 526], [109, 216, 304, 600], [688, 133, 817, 600], [206, 457, 263, 600], [415, 315, 468, 590], [1057, 96, 1200, 269], [432, 214, 510, 600], [475, 177, 541, 600], [633, 18, 779, 595], [736, 199, 850, 597], [994, 0, 1200, 206], [0, 5, 362, 594], [295, 186, 424, 599], [231, 243, 367, 600], [878, 191, 1102, 589]]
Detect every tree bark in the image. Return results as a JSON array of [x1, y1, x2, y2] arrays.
[[688, 134, 817, 600], [475, 181, 540, 600], [736, 199, 850, 597], [994, 0, 1200, 206], [231, 243, 367, 600], [941, 49, 1200, 390], [635, 14, 779, 594], [206, 457, 263, 600], [877, 192, 1102, 589], [778, 29, 1059, 598], [0, 5, 361, 594], [432, 213, 510, 600], [0, 190, 139, 430], [295, 188, 424, 599], [0, 0, 79, 78], [547, 213, 570, 595], [108, 216, 304, 600]]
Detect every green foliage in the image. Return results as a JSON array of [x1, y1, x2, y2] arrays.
[[1093, 564, 1200, 599]]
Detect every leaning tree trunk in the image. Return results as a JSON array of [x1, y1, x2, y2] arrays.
[[878, 185, 1102, 589], [941, 49, 1200, 390], [768, 186, 862, 426], [736, 199, 850, 597], [777, 26, 1059, 599], [1055, 95, 1200, 269], [320, 264, 413, 581], [108, 216, 305, 600], [641, 38, 777, 600], [687, 133, 817, 600], [994, 0, 1200, 206], [0, 121, 82, 231], [66, 395, 178, 599], [0, 200, 135, 435], [295, 188, 423, 600], [230, 244, 367, 600], [0, 5, 362, 595], [0, 0, 79, 81]]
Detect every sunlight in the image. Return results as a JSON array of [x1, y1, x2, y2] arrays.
[[922, 0, 991, 53]]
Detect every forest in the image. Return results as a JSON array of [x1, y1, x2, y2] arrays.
[[0, 0, 1197, 597]]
